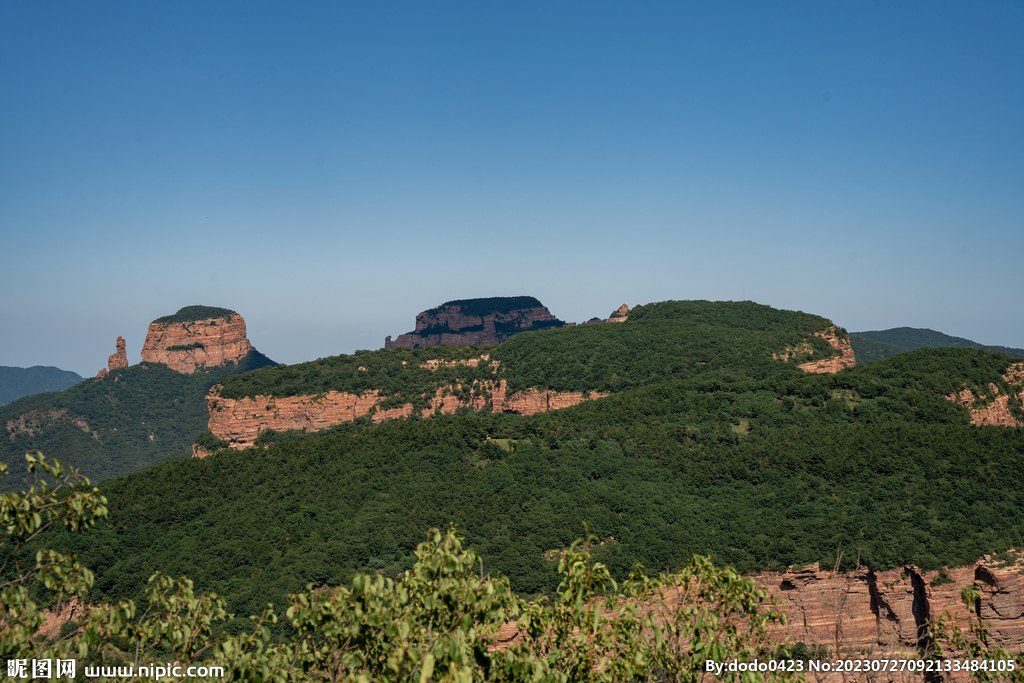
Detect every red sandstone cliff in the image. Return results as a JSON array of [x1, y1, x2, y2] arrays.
[[752, 552, 1024, 656], [946, 363, 1024, 427], [201, 367, 606, 453], [96, 335, 128, 378], [385, 297, 564, 349], [141, 314, 254, 374], [775, 326, 857, 374], [607, 303, 630, 323]]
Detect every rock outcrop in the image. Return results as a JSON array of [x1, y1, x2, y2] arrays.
[[752, 551, 1024, 655], [202, 374, 606, 452], [775, 326, 857, 374], [946, 363, 1024, 427], [607, 304, 630, 323], [34, 596, 86, 642], [96, 336, 128, 378], [386, 297, 564, 349], [493, 552, 1024, 662], [141, 306, 255, 374]]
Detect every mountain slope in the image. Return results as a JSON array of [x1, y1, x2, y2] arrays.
[[0, 365, 84, 406], [0, 351, 275, 491], [852, 327, 1024, 365], [14, 301, 1023, 627]]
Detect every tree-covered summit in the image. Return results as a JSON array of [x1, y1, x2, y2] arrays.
[[153, 305, 239, 325], [629, 300, 837, 335], [426, 296, 544, 318], [218, 300, 844, 401]]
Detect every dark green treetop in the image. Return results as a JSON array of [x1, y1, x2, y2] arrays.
[[153, 306, 239, 325]]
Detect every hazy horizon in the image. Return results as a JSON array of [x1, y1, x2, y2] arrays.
[[3, 2, 1022, 377]]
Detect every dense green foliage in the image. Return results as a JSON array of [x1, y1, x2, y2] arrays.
[[3, 459, 802, 682], [849, 334, 905, 364], [628, 300, 837, 336], [427, 296, 545, 318], [6, 301, 1024, 672], [0, 365, 84, 407], [0, 351, 275, 491], [153, 305, 239, 324], [220, 300, 840, 400], [854, 327, 1024, 358], [17, 347, 1021, 628], [166, 342, 206, 351]]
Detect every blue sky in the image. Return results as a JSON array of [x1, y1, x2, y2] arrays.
[[2, 1, 1022, 376]]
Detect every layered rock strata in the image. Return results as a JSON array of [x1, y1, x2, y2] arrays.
[[142, 314, 254, 374], [946, 363, 1024, 427], [492, 553, 1024, 661], [202, 379, 606, 452], [96, 336, 128, 378], [386, 297, 564, 349], [753, 553, 1024, 655], [775, 327, 857, 374]]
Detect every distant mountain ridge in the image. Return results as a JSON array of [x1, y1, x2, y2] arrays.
[[0, 365, 84, 407], [850, 327, 1024, 365]]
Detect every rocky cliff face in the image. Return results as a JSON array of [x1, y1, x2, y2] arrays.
[[202, 369, 606, 452], [775, 326, 857, 374], [96, 336, 128, 378], [753, 552, 1024, 655], [386, 296, 564, 349], [141, 309, 255, 374], [946, 363, 1024, 427]]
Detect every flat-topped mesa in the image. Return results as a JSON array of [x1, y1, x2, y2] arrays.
[[385, 296, 564, 349], [96, 336, 128, 378], [141, 306, 255, 374]]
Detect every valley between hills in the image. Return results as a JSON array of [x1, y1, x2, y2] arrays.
[[3, 297, 1024, 674]]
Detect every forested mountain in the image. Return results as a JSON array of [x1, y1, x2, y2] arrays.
[[851, 327, 1024, 365], [0, 365, 84, 406], [10, 301, 1023, 633], [0, 351, 275, 491]]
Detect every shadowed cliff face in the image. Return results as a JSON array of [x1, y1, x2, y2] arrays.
[[141, 315, 255, 374], [385, 297, 564, 349]]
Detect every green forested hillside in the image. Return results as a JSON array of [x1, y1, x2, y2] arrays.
[[15, 326, 1024, 627], [0, 351, 275, 491], [219, 300, 840, 403], [0, 365, 84, 406], [851, 326, 1024, 365]]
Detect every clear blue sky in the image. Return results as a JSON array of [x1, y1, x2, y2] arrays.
[[2, 1, 1022, 376]]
